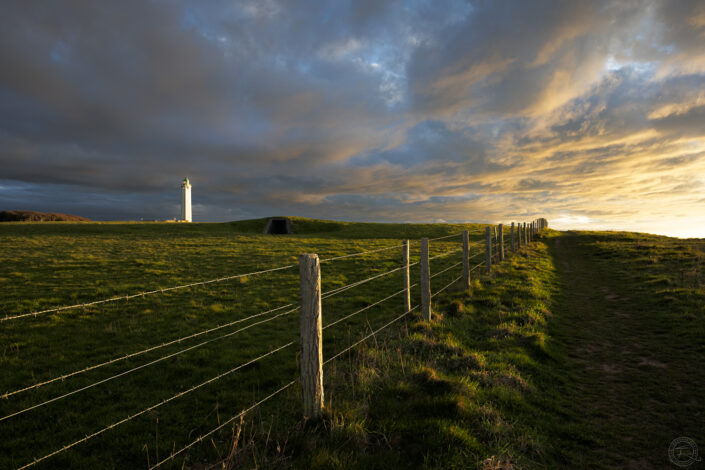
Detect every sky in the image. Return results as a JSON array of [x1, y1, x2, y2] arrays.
[[1, 0, 704, 237]]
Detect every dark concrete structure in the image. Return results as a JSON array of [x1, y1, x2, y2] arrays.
[[264, 217, 293, 234]]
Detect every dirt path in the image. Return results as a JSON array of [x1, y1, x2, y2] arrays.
[[547, 234, 703, 469]]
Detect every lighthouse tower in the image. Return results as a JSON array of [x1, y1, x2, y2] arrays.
[[181, 177, 192, 222]]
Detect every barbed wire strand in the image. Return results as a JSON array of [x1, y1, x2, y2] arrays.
[[431, 275, 463, 298], [323, 283, 419, 331], [2, 263, 297, 323], [148, 378, 299, 469], [15, 341, 295, 470], [2, 301, 297, 400], [323, 306, 419, 366], [1, 307, 298, 422], [430, 261, 463, 279]]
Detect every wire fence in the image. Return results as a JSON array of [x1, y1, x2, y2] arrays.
[[1, 221, 546, 469]]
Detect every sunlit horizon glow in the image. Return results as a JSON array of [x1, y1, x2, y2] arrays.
[[1, 1, 704, 238]]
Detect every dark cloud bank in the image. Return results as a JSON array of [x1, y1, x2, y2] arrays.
[[1, 0, 704, 236]]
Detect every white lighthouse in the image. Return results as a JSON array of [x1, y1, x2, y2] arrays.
[[181, 177, 192, 222]]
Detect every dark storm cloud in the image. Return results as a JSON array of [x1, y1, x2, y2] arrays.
[[1, 0, 705, 235]]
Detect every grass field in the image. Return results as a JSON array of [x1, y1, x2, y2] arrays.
[[1, 220, 703, 469], [0, 218, 490, 469], [263, 229, 704, 469]]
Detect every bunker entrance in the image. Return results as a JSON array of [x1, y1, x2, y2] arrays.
[[264, 217, 292, 234]]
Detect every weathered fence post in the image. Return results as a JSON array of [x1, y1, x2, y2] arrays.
[[462, 230, 470, 289], [485, 227, 492, 273], [519, 223, 523, 246], [299, 254, 324, 419], [402, 240, 411, 313], [511, 222, 515, 252], [499, 223, 505, 261], [420, 237, 431, 321]]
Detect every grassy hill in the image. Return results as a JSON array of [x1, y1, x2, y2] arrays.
[[0, 220, 703, 469]]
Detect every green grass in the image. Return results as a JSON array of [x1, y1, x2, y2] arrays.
[[1, 221, 703, 469], [247, 229, 702, 470], [0, 218, 491, 469]]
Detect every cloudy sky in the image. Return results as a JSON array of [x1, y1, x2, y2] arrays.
[[1, 0, 704, 237]]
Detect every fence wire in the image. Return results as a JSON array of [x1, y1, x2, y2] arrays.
[[148, 378, 299, 469], [324, 283, 418, 331], [323, 306, 419, 366], [427, 232, 462, 241], [428, 248, 463, 261], [322, 262, 418, 300], [432, 275, 463, 298], [1, 307, 298, 422], [16, 341, 296, 470], [3, 301, 298, 399], [5, 224, 531, 468], [430, 261, 463, 279], [3, 263, 297, 322], [319, 242, 408, 263]]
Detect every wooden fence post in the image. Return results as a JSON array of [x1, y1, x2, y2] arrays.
[[420, 237, 431, 321], [299, 254, 324, 419], [462, 230, 470, 289], [511, 222, 515, 252], [517, 222, 522, 248], [485, 227, 492, 273], [499, 223, 505, 261], [402, 240, 411, 313]]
